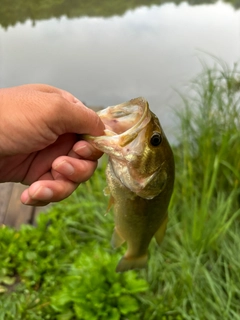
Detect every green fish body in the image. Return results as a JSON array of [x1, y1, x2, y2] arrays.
[[84, 97, 174, 272]]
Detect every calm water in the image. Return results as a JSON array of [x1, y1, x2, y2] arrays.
[[1, 1, 240, 140]]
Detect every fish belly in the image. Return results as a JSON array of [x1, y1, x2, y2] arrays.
[[106, 163, 168, 272]]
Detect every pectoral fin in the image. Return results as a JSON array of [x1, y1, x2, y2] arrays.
[[103, 186, 110, 196], [106, 195, 115, 212], [103, 187, 115, 214], [155, 215, 168, 246], [111, 227, 125, 248]]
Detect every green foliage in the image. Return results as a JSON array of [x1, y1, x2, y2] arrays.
[[173, 59, 240, 250], [0, 0, 240, 29], [51, 246, 148, 319], [0, 61, 240, 319], [155, 59, 240, 319], [0, 169, 151, 319]]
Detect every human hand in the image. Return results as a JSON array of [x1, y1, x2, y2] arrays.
[[0, 84, 105, 206]]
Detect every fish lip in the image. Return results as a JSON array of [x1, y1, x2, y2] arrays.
[[115, 97, 150, 147], [83, 97, 152, 156]]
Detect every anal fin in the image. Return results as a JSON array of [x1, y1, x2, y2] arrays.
[[155, 214, 168, 246]]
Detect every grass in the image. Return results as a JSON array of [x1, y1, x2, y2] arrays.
[[0, 60, 240, 319]]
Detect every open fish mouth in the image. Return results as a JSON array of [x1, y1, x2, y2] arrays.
[[97, 97, 150, 139], [85, 97, 152, 153], [82, 97, 161, 197], [98, 97, 151, 146]]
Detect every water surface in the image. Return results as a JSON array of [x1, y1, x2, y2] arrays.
[[1, 1, 240, 139]]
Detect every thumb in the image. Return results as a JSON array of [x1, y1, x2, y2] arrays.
[[46, 92, 105, 137]]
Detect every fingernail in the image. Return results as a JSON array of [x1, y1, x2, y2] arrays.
[[55, 161, 74, 176], [33, 187, 53, 201], [75, 144, 93, 158]]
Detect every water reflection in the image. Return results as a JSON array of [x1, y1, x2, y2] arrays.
[[1, 2, 240, 140], [0, 0, 239, 29]]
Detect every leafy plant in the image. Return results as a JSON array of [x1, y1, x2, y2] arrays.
[[51, 246, 148, 320]]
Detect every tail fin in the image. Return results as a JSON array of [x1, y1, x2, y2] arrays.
[[116, 254, 148, 273]]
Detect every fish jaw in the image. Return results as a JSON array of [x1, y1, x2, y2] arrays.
[[109, 157, 168, 199], [83, 97, 151, 156], [84, 132, 167, 199], [83, 97, 171, 199], [96, 97, 151, 139]]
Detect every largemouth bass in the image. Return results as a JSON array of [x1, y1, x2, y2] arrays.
[[84, 97, 174, 272]]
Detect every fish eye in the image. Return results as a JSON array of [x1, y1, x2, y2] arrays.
[[150, 132, 162, 146]]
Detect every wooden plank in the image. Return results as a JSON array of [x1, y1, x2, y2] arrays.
[[32, 206, 50, 226], [0, 182, 51, 228], [0, 183, 14, 225], [3, 183, 34, 228]]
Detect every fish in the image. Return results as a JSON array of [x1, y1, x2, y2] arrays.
[[84, 97, 174, 272]]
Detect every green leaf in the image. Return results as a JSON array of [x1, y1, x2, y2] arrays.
[[0, 285, 7, 293], [25, 251, 37, 261], [56, 310, 74, 320], [0, 276, 15, 285], [118, 295, 139, 315], [108, 307, 120, 320]]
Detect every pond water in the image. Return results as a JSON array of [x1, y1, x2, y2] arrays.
[[1, 1, 240, 140]]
